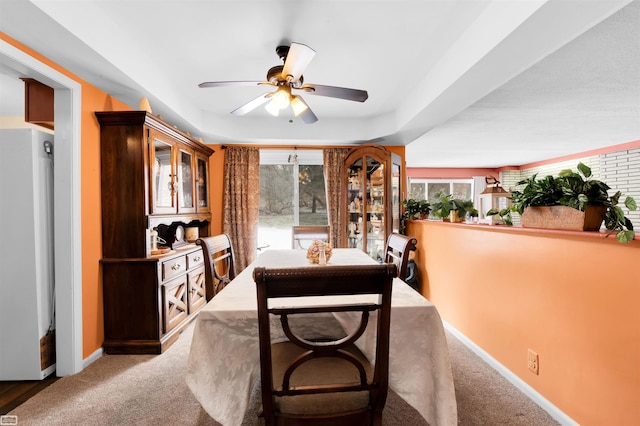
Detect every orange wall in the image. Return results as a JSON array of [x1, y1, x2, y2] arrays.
[[406, 220, 640, 425], [1, 32, 132, 358]]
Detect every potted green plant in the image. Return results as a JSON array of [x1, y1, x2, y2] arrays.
[[430, 190, 478, 222], [454, 199, 479, 222], [488, 162, 637, 242], [400, 198, 431, 234], [486, 207, 514, 226], [401, 198, 431, 220]]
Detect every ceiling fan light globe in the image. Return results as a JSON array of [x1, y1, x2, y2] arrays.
[[265, 100, 280, 116], [273, 89, 291, 109], [291, 96, 308, 116]]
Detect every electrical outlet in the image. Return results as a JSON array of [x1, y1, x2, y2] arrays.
[[528, 349, 539, 375]]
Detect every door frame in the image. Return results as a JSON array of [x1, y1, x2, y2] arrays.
[[1, 39, 83, 375]]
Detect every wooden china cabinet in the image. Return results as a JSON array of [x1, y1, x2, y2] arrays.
[[342, 145, 402, 261], [96, 111, 214, 354]]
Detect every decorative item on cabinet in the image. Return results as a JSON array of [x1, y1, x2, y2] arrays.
[[342, 144, 402, 260], [138, 96, 152, 113], [155, 220, 208, 249], [185, 226, 199, 243], [96, 111, 214, 353]]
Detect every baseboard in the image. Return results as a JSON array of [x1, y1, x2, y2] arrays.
[[41, 364, 56, 379], [443, 321, 578, 426], [82, 347, 103, 369]]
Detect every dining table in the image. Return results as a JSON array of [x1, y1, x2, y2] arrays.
[[186, 248, 458, 426]]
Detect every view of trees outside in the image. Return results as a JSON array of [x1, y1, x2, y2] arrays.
[[260, 164, 294, 216], [258, 163, 328, 250], [409, 180, 472, 202]]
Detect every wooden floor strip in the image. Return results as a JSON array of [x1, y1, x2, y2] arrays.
[[0, 375, 59, 415]]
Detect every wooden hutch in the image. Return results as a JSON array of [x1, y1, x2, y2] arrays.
[[343, 144, 402, 260], [96, 111, 214, 354]]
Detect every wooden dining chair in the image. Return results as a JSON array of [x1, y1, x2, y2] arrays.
[[196, 234, 237, 300], [291, 225, 330, 249], [253, 263, 397, 426], [383, 233, 417, 281]]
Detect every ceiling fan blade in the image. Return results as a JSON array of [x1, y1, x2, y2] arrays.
[[199, 81, 268, 88], [230, 93, 272, 116], [299, 84, 368, 102], [291, 95, 318, 124], [299, 106, 318, 124], [282, 42, 316, 82]]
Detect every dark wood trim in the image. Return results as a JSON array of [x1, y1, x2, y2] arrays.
[[20, 78, 54, 130], [95, 111, 214, 156], [0, 375, 58, 415]]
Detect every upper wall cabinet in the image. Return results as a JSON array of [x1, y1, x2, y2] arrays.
[[342, 144, 402, 261], [20, 78, 54, 130], [96, 111, 214, 259], [148, 129, 197, 215]]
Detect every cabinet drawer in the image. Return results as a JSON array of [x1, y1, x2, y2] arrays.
[[187, 249, 204, 269], [162, 255, 187, 281]]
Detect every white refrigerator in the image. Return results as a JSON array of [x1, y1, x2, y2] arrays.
[[0, 128, 56, 380]]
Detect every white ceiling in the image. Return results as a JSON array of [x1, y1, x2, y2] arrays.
[[0, 0, 638, 168]]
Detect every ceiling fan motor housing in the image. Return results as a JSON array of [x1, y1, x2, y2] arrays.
[[275, 45, 290, 61], [267, 65, 303, 86]]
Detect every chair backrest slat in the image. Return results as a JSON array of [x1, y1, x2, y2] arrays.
[[291, 225, 330, 249], [196, 234, 236, 300], [383, 233, 417, 281]]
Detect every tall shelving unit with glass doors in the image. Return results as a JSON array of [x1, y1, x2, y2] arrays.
[[342, 145, 402, 261]]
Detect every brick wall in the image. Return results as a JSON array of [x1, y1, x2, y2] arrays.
[[600, 148, 640, 227], [499, 150, 639, 229]]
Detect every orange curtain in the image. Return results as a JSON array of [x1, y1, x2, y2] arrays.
[[223, 146, 260, 272], [323, 148, 350, 248]]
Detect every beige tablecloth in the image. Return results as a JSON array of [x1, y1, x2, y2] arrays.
[[186, 248, 457, 426]]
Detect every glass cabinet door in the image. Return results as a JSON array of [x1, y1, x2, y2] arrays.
[[150, 136, 176, 214], [345, 145, 402, 262], [347, 158, 364, 250], [366, 157, 386, 260], [177, 148, 195, 213], [391, 157, 401, 233], [196, 154, 209, 212], [346, 154, 387, 261]]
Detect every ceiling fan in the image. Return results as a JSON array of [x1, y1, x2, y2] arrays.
[[198, 42, 368, 124]]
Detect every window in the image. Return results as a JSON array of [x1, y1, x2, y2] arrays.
[[409, 179, 473, 216], [258, 150, 328, 250]]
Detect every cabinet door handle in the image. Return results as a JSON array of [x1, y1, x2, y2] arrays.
[[171, 263, 182, 271]]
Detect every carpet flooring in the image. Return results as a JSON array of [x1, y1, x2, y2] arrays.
[[9, 322, 560, 425]]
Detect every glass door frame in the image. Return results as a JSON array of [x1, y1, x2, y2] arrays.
[[148, 129, 177, 215]]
